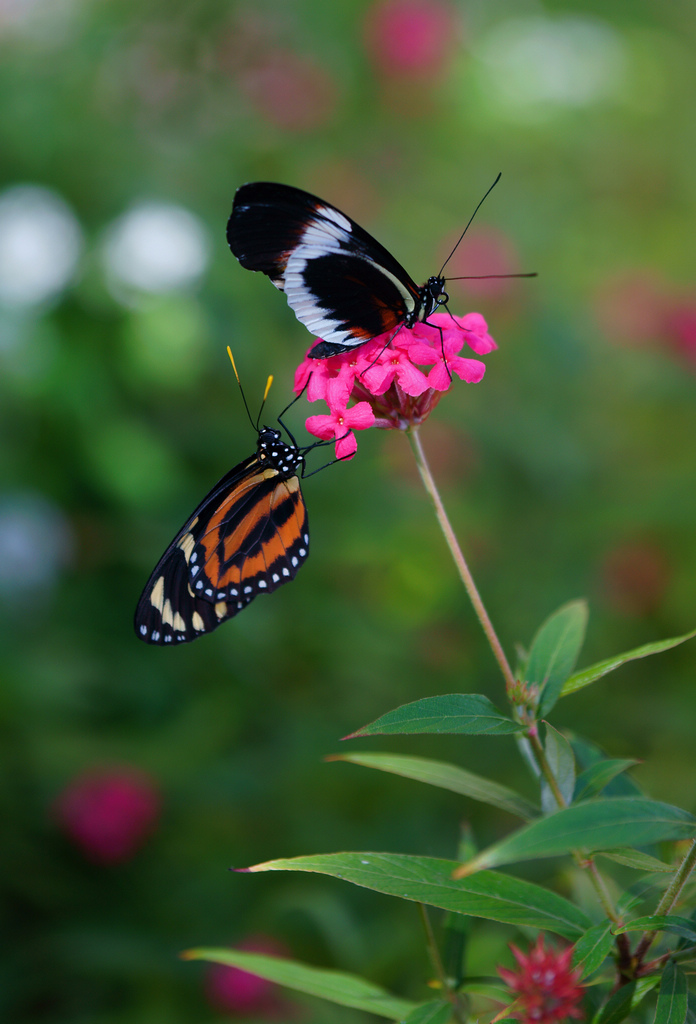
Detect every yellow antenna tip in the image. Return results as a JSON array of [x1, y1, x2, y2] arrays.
[[226, 346, 240, 384], [263, 375, 274, 403]]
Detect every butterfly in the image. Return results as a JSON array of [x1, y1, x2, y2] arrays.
[[227, 177, 512, 359], [134, 426, 310, 645]]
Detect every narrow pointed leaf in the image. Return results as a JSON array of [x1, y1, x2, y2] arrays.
[[542, 724, 575, 812], [329, 752, 538, 820], [561, 630, 696, 698], [615, 917, 696, 942], [347, 695, 520, 738], [574, 760, 639, 801], [400, 1001, 452, 1024], [457, 798, 696, 874], [597, 848, 673, 872], [182, 948, 416, 1020], [246, 852, 591, 938], [654, 961, 688, 1024], [595, 981, 636, 1024], [572, 921, 614, 979], [526, 600, 588, 717]]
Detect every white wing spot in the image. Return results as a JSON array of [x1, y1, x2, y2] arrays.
[[195, 580, 203, 590], [191, 565, 200, 577], [272, 573, 280, 583], [258, 580, 267, 588], [282, 567, 290, 576], [152, 631, 160, 641], [244, 586, 253, 594], [299, 548, 306, 557], [291, 556, 298, 567], [140, 624, 147, 635]]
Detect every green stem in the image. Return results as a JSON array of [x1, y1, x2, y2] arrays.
[[417, 903, 467, 1024], [527, 726, 625, 935], [407, 426, 516, 693], [635, 838, 696, 963]]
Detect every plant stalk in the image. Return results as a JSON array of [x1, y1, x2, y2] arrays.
[[407, 426, 516, 693], [635, 839, 696, 963]]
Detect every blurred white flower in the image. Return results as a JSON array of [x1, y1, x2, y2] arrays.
[[0, 0, 78, 39], [0, 185, 83, 308], [102, 202, 210, 300], [0, 493, 73, 597], [475, 15, 627, 119]]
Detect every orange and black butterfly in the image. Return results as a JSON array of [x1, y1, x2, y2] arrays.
[[134, 425, 310, 645]]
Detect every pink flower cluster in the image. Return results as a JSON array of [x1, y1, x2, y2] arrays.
[[293, 312, 496, 459], [53, 766, 160, 864], [498, 935, 585, 1024]]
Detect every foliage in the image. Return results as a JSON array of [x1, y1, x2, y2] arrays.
[[2, 1, 696, 1022]]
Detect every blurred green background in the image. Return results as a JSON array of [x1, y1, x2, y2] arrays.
[[1, 1, 695, 1020]]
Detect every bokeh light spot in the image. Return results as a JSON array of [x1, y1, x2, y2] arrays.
[[0, 185, 83, 308], [102, 202, 210, 300], [475, 15, 628, 120], [0, 492, 73, 597]]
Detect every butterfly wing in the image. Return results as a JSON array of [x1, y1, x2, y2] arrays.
[[228, 182, 422, 354], [135, 452, 309, 645]]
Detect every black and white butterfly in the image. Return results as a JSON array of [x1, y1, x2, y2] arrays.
[[227, 178, 516, 359]]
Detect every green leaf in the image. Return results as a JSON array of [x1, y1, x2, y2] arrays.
[[596, 848, 673, 872], [595, 981, 636, 1024], [346, 695, 520, 738], [572, 920, 614, 979], [526, 599, 588, 717], [458, 798, 696, 874], [542, 724, 575, 812], [654, 961, 688, 1024], [182, 948, 416, 1020], [329, 752, 538, 820], [574, 760, 639, 801], [561, 630, 696, 698], [615, 917, 696, 942], [399, 1001, 452, 1024], [247, 852, 591, 938]]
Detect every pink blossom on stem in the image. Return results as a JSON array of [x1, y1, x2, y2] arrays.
[[53, 766, 160, 864], [498, 935, 584, 1024], [294, 312, 495, 457]]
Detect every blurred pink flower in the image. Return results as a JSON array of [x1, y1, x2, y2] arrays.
[[599, 539, 670, 617], [294, 312, 495, 457], [239, 49, 337, 132], [204, 936, 290, 1017], [663, 298, 696, 366], [437, 226, 524, 301], [54, 766, 160, 864], [364, 0, 459, 79], [594, 270, 668, 347], [498, 934, 584, 1024]]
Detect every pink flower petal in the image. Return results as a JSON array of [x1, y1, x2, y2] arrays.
[[335, 431, 358, 460]]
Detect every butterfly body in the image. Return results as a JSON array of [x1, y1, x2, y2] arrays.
[[135, 428, 309, 645], [227, 182, 451, 358]]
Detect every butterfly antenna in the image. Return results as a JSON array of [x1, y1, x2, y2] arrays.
[[227, 346, 272, 431], [438, 172, 502, 277], [446, 272, 538, 281]]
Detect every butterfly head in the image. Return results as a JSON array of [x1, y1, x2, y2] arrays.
[[257, 427, 304, 478], [417, 275, 449, 321]]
